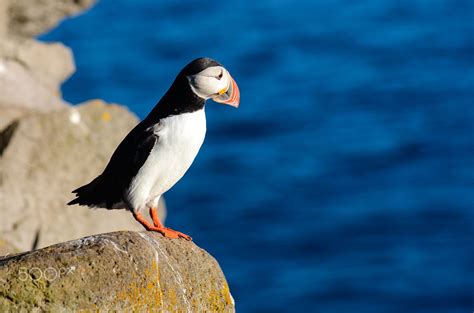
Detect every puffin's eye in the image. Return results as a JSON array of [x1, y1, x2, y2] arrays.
[[216, 71, 223, 80]]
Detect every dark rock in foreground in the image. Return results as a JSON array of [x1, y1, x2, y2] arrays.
[[0, 231, 234, 311]]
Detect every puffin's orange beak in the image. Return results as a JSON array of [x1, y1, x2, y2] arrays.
[[213, 75, 240, 108]]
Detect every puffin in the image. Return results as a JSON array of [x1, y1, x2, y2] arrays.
[[68, 57, 240, 240]]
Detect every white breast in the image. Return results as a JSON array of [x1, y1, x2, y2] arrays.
[[126, 109, 206, 212]]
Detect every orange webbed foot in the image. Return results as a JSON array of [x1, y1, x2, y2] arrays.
[[163, 228, 192, 240], [133, 210, 192, 240], [147, 225, 192, 240]]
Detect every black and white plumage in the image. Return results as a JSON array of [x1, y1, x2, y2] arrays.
[[68, 57, 240, 239]]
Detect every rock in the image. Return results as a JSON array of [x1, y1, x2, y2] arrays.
[[0, 238, 18, 257], [0, 36, 75, 94], [0, 59, 68, 111], [0, 100, 166, 251], [0, 231, 235, 311], [0, 0, 7, 36], [0, 36, 74, 111], [7, 0, 97, 38], [0, 107, 30, 131]]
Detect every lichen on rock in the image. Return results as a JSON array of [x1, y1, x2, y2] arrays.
[[0, 231, 235, 311]]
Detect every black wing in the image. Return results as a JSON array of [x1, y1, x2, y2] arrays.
[[68, 124, 158, 209]]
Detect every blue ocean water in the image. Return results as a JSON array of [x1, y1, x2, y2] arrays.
[[41, 0, 474, 311]]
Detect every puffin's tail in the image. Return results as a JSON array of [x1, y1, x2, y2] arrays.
[[68, 174, 122, 209]]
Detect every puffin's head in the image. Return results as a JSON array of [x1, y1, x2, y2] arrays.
[[183, 57, 240, 108]]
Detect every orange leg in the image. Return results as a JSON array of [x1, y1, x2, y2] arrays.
[[133, 209, 192, 240], [149, 207, 192, 240], [149, 207, 164, 228]]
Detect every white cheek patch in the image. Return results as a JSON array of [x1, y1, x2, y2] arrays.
[[188, 66, 230, 99]]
